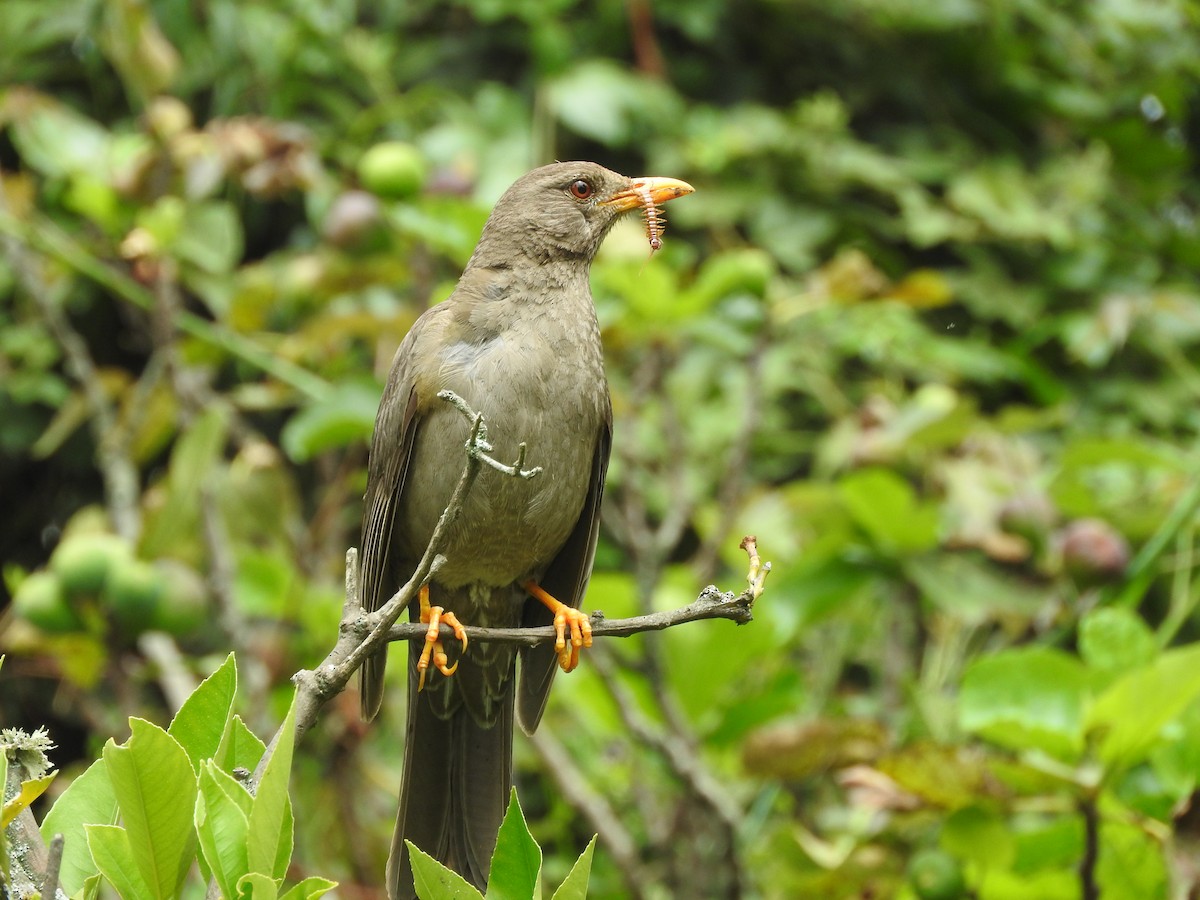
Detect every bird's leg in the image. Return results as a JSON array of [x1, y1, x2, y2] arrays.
[[523, 580, 593, 672], [416, 585, 468, 691]]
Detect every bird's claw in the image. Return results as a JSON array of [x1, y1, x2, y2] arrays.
[[416, 587, 468, 691], [524, 580, 592, 673], [553, 605, 593, 673]]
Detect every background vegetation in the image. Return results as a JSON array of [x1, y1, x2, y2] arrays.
[[3, 0, 1200, 897]]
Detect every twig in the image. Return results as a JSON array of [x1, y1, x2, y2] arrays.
[[41, 833, 64, 899], [383, 583, 753, 646], [1080, 794, 1099, 900]]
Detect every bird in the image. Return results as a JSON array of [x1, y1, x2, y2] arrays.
[[356, 161, 694, 899]]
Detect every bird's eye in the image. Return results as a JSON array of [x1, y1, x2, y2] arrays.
[[568, 179, 594, 200]]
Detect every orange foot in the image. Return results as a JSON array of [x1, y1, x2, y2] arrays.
[[523, 580, 593, 673], [417, 584, 468, 691]]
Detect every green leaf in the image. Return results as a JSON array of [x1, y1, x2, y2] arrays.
[[8, 98, 111, 178], [41, 757, 119, 895], [1096, 819, 1167, 897], [959, 647, 1091, 760], [102, 718, 198, 899], [169, 652, 238, 772], [169, 404, 229, 502], [217, 715, 268, 775], [280, 378, 380, 462], [85, 824, 154, 899], [175, 201, 243, 276], [940, 805, 1015, 871], [905, 553, 1048, 625], [2, 771, 55, 826], [247, 690, 297, 880], [1078, 608, 1156, 673], [545, 60, 651, 143], [486, 789, 542, 900], [1087, 643, 1200, 772], [237, 871, 280, 899], [278, 876, 339, 900], [550, 835, 596, 900], [839, 468, 940, 555], [195, 761, 252, 898], [408, 841, 484, 899]]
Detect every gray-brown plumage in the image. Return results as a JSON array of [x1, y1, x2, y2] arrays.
[[356, 161, 693, 899]]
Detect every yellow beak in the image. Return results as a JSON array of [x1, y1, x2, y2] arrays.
[[601, 176, 695, 212]]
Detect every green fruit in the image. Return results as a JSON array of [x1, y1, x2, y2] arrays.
[[908, 849, 967, 900], [13, 571, 81, 633], [50, 533, 132, 598], [151, 560, 210, 637], [357, 141, 427, 199], [103, 558, 165, 637]]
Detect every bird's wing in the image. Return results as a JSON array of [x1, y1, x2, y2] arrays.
[[358, 334, 423, 722], [516, 413, 612, 734]]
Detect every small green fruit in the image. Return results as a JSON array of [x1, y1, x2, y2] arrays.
[[103, 558, 165, 636], [908, 849, 967, 900], [13, 571, 81, 633], [151, 560, 210, 637], [357, 141, 427, 199], [50, 534, 132, 598]]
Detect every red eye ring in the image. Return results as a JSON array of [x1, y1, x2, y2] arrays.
[[568, 179, 593, 200]]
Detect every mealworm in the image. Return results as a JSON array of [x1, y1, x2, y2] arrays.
[[637, 185, 665, 253]]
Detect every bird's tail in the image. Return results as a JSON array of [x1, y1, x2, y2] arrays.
[[386, 646, 514, 899]]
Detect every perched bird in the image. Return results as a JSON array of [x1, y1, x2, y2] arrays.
[[357, 161, 694, 898]]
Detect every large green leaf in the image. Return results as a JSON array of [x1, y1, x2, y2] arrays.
[[959, 647, 1091, 760], [102, 719, 198, 899], [485, 790, 541, 900], [1087, 643, 1200, 773], [280, 378, 380, 462], [40, 757, 119, 895], [278, 876, 338, 900], [85, 824, 153, 899], [247, 690, 297, 880], [839, 468, 940, 555], [549, 836, 596, 900], [216, 714, 268, 775], [195, 761, 252, 898], [408, 842, 484, 900], [168, 652, 238, 772]]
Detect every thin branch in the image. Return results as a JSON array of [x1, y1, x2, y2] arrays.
[[41, 834, 64, 899], [383, 583, 753, 646], [1080, 794, 1099, 900]]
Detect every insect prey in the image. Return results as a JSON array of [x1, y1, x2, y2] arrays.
[[637, 185, 665, 253]]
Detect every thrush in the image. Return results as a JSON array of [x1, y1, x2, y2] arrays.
[[357, 161, 694, 898]]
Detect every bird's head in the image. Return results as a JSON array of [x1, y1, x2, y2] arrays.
[[467, 161, 694, 269]]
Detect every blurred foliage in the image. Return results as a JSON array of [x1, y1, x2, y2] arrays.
[[2, 0, 1200, 897]]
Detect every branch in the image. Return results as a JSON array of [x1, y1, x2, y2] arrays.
[[382, 581, 754, 647]]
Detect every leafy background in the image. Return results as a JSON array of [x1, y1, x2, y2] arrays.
[[3, 0, 1200, 897]]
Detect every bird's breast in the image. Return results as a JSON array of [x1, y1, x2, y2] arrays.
[[398, 310, 607, 589]]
